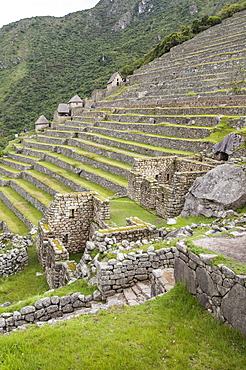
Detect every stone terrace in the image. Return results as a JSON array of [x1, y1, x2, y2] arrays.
[[0, 10, 246, 232]]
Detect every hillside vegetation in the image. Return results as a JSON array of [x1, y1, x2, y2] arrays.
[[0, 0, 239, 149]]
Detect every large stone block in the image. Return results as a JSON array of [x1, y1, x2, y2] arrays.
[[221, 283, 246, 335], [196, 267, 218, 297], [174, 257, 197, 294]]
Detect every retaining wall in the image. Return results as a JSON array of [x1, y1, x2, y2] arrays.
[[175, 241, 246, 336], [97, 247, 176, 298]]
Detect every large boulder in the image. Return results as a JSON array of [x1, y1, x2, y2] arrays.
[[181, 164, 246, 217]]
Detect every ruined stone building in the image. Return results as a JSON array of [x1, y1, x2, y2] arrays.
[[127, 156, 219, 218]]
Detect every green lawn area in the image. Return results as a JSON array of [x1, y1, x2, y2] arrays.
[[0, 200, 29, 235], [0, 284, 245, 369], [109, 197, 167, 228]]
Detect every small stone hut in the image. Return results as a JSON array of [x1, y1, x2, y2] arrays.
[[35, 115, 50, 132], [68, 94, 84, 109], [53, 103, 71, 123], [107, 72, 123, 90]]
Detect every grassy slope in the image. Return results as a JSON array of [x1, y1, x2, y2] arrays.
[[0, 284, 245, 369], [109, 197, 167, 228]]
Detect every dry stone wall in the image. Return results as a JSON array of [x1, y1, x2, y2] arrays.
[[0, 290, 102, 334], [96, 247, 176, 298], [175, 240, 246, 336], [37, 192, 110, 288], [0, 234, 31, 277], [128, 156, 217, 218]]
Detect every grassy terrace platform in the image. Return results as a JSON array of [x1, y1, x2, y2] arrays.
[[75, 132, 195, 156], [34, 161, 115, 197], [0, 187, 43, 227], [59, 144, 132, 171], [25, 170, 74, 194], [0, 199, 29, 235], [67, 138, 153, 161], [13, 179, 53, 208], [46, 153, 128, 187]]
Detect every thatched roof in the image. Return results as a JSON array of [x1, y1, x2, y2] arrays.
[[35, 115, 49, 124], [57, 103, 69, 114], [68, 94, 83, 103], [107, 71, 123, 85]]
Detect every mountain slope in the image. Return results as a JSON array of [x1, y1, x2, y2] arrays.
[[0, 0, 239, 147]]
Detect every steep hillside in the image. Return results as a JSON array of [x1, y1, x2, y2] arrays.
[[0, 0, 239, 148]]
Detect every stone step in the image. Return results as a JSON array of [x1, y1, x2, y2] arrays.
[[32, 161, 115, 198], [74, 132, 195, 157], [114, 106, 246, 116], [0, 186, 43, 229], [55, 145, 131, 179], [81, 126, 213, 154], [37, 135, 67, 145], [67, 138, 151, 165], [42, 130, 75, 138], [0, 158, 33, 172], [0, 163, 22, 179], [23, 170, 74, 197], [9, 179, 52, 214], [8, 152, 40, 165]]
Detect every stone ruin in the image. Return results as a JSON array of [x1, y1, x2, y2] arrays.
[[0, 233, 33, 277], [36, 191, 110, 289], [127, 155, 219, 218]]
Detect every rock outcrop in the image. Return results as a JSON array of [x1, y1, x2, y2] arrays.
[[180, 164, 246, 217]]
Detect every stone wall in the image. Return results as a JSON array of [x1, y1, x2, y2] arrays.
[[0, 191, 33, 230], [84, 126, 213, 153], [0, 290, 101, 334], [128, 156, 217, 218], [96, 247, 176, 298], [0, 221, 10, 233], [174, 240, 246, 336], [37, 192, 110, 288], [156, 171, 209, 218], [0, 234, 30, 277]]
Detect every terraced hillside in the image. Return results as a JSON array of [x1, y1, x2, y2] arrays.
[[0, 10, 246, 233], [103, 10, 246, 106]]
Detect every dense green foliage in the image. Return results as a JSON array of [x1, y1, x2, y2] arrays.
[[120, 1, 246, 76], [0, 0, 240, 149]]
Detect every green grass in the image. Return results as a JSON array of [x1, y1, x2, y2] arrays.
[[109, 197, 167, 228], [37, 161, 115, 197], [14, 179, 53, 207], [27, 170, 74, 194], [0, 187, 43, 226], [80, 131, 195, 156], [0, 246, 49, 307], [47, 153, 128, 186], [0, 199, 29, 235], [0, 284, 245, 369], [201, 116, 235, 143]]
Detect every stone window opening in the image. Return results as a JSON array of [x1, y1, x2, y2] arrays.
[[69, 209, 75, 218], [166, 173, 170, 182], [63, 234, 68, 244]]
